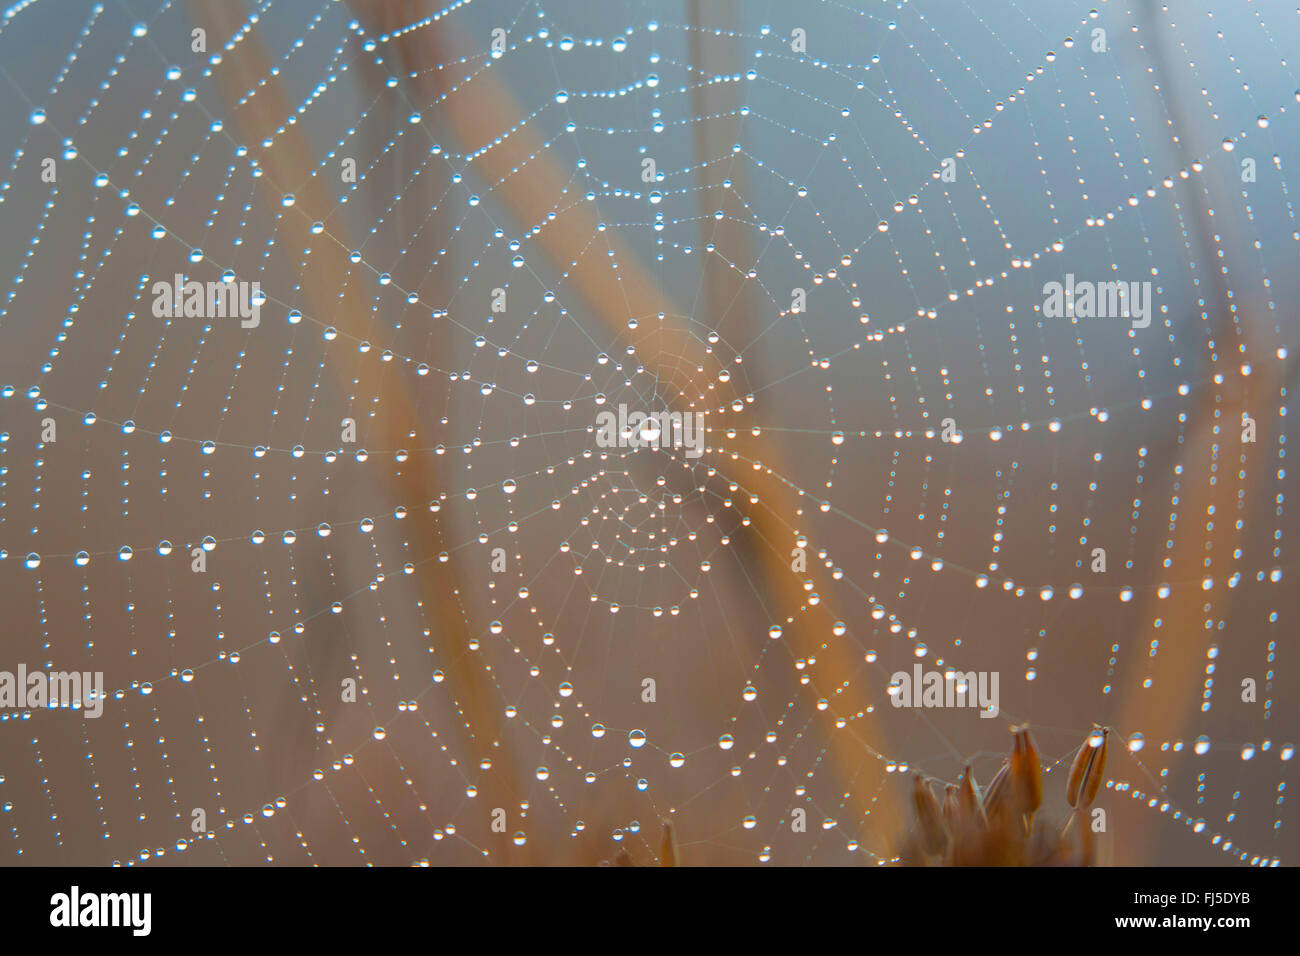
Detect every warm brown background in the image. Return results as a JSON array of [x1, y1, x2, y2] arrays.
[[0, 0, 1294, 866]]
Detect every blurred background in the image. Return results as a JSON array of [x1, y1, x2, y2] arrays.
[[0, 0, 1295, 865]]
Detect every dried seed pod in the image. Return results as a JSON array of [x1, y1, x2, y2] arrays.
[[958, 764, 987, 826], [660, 819, 679, 867], [912, 774, 949, 856], [1066, 733, 1094, 807], [1082, 729, 1110, 806], [1067, 727, 1110, 808], [1011, 726, 1043, 816], [943, 783, 960, 828], [983, 758, 1012, 820]]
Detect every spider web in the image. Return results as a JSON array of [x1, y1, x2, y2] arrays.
[[0, 0, 1295, 866]]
